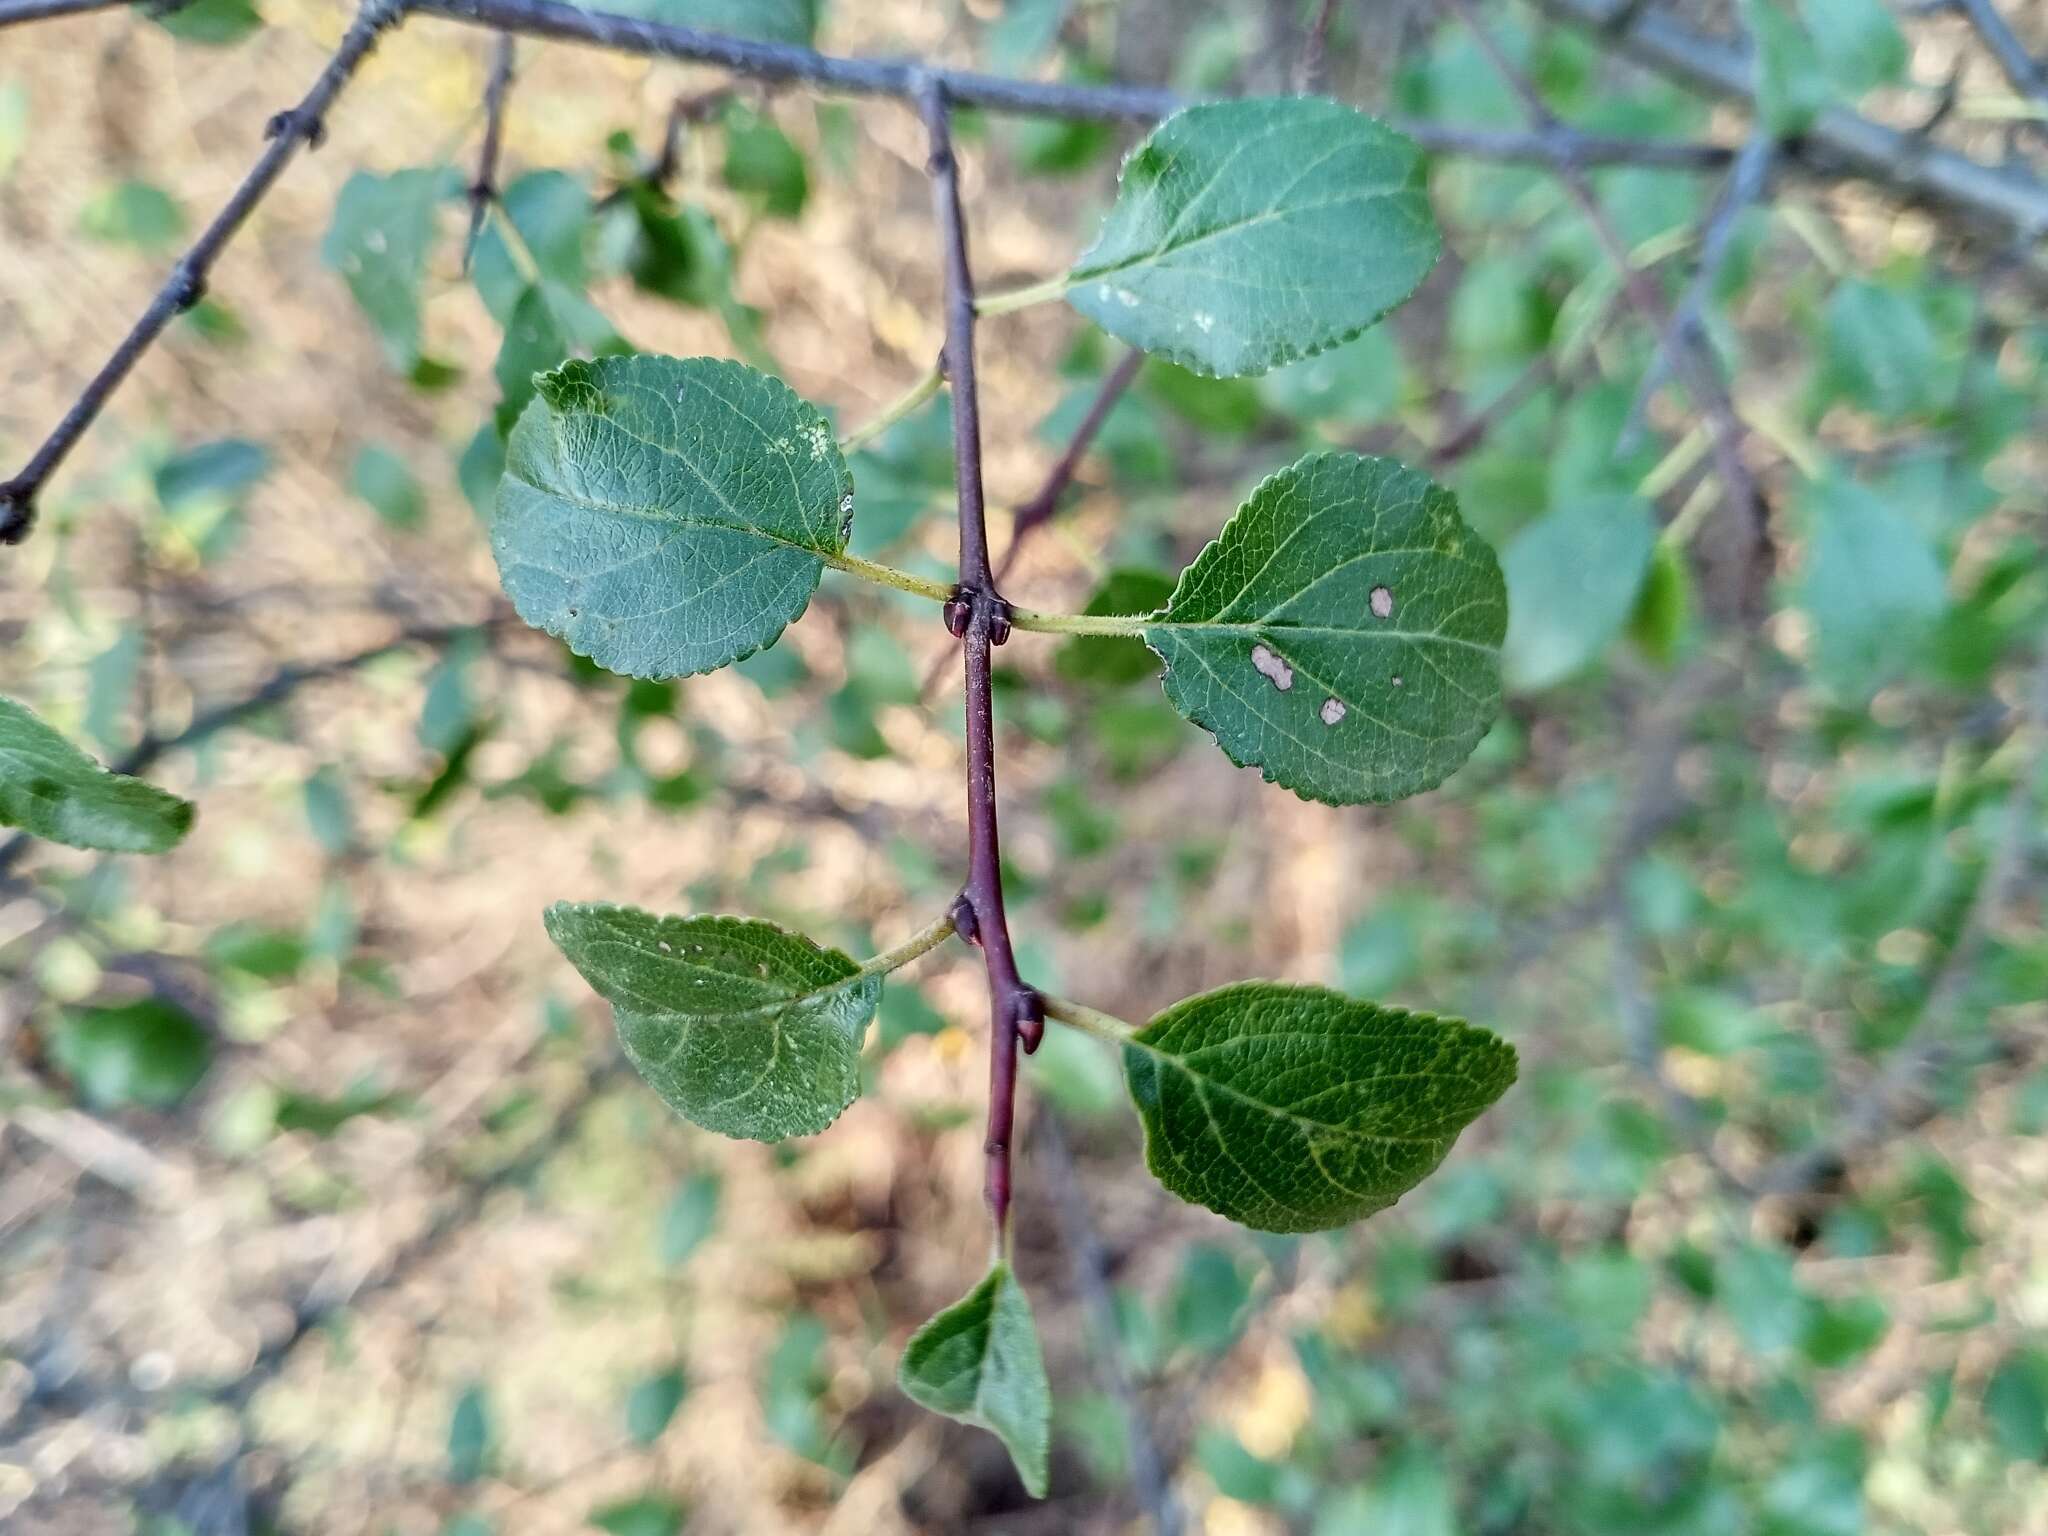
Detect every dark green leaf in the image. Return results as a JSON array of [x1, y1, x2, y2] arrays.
[[0, 697, 194, 854], [1143, 452, 1505, 805], [1501, 494, 1657, 691], [51, 998, 211, 1109], [721, 103, 808, 218], [153, 0, 262, 46], [1067, 97, 1438, 377], [1985, 1346, 2048, 1461], [1120, 981, 1516, 1232], [1747, 0, 1831, 136], [589, 1496, 686, 1536], [544, 902, 879, 1140], [898, 1261, 1051, 1497], [492, 354, 853, 679]]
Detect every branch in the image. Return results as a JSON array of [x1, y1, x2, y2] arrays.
[[1624, 127, 1777, 446], [1039, 1116, 1185, 1536], [1754, 640, 2048, 1196], [412, 0, 1736, 167], [414, 0, 1182, 118], [1530, 0, 2048, 244], [918, 79, 1041, 1246], [1444, 0, 1769, 619], [462, 31, 518, 273], [993, 347, 1144, 584], [1296, 0, 1341, 93], [1953, 0, 2048, 118], [0, 623, 483, 879], [0, 0, 124, 27], [0, 0, 403, 545]]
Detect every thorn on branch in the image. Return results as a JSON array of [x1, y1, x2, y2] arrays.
[[0, 481, 34, 546], [264, 108, 328, 149]]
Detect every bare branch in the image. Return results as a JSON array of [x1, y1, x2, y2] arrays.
[[994, 347, 1144, 584], [1039, 1116, 1185, 1536], [1531, 0, 2048, 244], [0, 0, 124, 28], [1444, 0, 1769, 618], [1953, 0, 2048, 119], [1296, 0, 1341, 93], [0, 0, 403, 545], [1624, 128, 1777, 447], [919, 78, 1042, 1244], [462, 32, 518, 273]]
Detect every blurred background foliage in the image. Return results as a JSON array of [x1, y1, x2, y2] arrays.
[[2, 0, 2046, 1532]]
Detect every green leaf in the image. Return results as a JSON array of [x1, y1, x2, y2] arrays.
[[604, 0, 815, 45], [350, 443, 426, 530], [721, 103, 808, 219], [1797, 474, 1947, 691], [322, 168, 455, 372], [1747, 0, 1831, 137], [79, 179, 185, 251], [446, 1383, 491, 1485], [658, 1171, 722, 1267], [589, 1496, 686, 1536], [154, 438, 270, 512], [1802, 0, 1906, 96], [0, 697, 194, 854], [544, 902, 879, 1140], [1983, 1346, 2048, 1462], [492, 354, 853, 679], [51, 998, 211, 1109], [472, 170, 592, 321], [153, 0, 262, 46], [1066, 96, 1438, 378], [1818, 280, 1946, 421], [1119, 982, 1516, 1233], [1142, 452, 1505, 805], [625, 1368, 688, 1446], [1500, 494, 1658, 692], [898, 1262, 1052, 1498]]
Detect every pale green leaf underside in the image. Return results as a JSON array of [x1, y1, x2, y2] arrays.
[[1068, 96, 1439, 378], [493, 353, 853, 680], [1122, 981, 1516, 1233], [897, 1261, 1052, 1497], [0, 697, 194, 855], [1144, 452, 1506, 805], [544, 901, 879, 1141]]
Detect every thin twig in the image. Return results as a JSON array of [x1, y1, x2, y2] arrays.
[[1623, 128, 1776, 448], [0, 623, 483, 878], [1953, 0, 2048, 120], [462, 32, 518, 273], [993, 347, 1144, 584], [1530, 0, 2048, 243], [918, 78, 1041, 1246], [0, 0, 403, 544], [1754, 641, 2048, 1196], [649, 85, 737, 190], [0, 0, 123, 27], [1296, 0, 1341, 93], [1444, 0, 1769, 618], [1039, 1116, 1185, 1536]]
